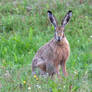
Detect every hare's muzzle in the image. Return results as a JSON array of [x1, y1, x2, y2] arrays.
[[57, 36, 60, 41], [55, 35, 62, 42]]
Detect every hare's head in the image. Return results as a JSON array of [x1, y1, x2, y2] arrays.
[[48, 10, 72, 42]]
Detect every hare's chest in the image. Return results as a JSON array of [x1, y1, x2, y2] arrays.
[[63, 46, 70, 59], [55, 44, 70, 62]]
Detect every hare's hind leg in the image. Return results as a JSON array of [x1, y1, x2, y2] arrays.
[[32, 59, 46, 75], [37, 61, 46, 72]]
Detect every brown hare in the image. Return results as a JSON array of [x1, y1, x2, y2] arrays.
[[32, 10, 72, 78]]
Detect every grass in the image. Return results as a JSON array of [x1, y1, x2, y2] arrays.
[[0, 0, 92, 92]]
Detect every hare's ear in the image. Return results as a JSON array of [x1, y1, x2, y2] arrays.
[[61, 10, 72, 27], [48, 10, 57, 29]]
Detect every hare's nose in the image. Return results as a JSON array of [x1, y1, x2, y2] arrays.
[[57, 37, 60, 41]]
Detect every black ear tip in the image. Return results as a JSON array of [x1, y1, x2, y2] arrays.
[[47, 10, 52, 14], [68, 10, 72, 17], [68, 10, 72, 13]]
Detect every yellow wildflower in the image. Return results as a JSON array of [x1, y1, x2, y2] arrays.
[[36, 77, 39, 81], [23, 81, 26, 84], [34, 74, 37, 78], [34, 74, 39, 81]]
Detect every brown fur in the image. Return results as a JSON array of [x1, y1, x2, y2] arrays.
[[32, 10, 72, 78], [32, 36, 70, 77]]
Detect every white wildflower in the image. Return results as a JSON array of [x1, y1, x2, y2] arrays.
[[28, 87, 31, 90], [90, 35, 92, 38], [36, 84, 41, 89]]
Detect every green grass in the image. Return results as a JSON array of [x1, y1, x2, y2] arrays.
[[0, 0, 92, 92]]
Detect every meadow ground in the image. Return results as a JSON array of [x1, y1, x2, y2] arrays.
[[0, 0, 92, 92]]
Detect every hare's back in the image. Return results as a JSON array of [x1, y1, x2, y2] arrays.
[[34, 39, 55, 61]]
